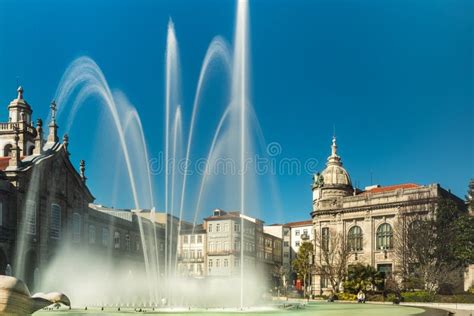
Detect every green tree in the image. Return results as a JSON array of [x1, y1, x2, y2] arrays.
[[453, 215, 474, 265], [344, 264, 384, 294], [395, 198, 469, 294], [292, 242, 314, 298]]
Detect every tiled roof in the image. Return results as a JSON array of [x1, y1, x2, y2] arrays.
[[0, 157, 10, 171], [0, 156, 26, 171], [363, 183, 420, 194], [286, 220, 312, 227]]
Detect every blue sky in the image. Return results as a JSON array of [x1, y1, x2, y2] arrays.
[[0, 0, 472, 223]]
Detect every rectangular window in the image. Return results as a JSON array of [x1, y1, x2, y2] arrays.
[[377, 264, 393, 277], [216, 259, 220, 267], [135, 237, 140, 252], [197, 250, 202, 258], [73, 213, 81, 242], [25, 200, 36, 235], [208, 224, 212, 233], [234, 223, 240, 232], [125, 234, 131, 251], [197, 235, 202, 243], [295, 230, 300, 236], [321, 276, 329, 288], [89, 225, 96, 244], [49, 204, 61, 239], [295, 241, 300, 247], [114, 231, 120, 249], [216, 223, 221, 232], [184, 235, 188, 244], [322, 227, 330, 251], [102, 227, 109, 247], [234, 239, 240, 251], [190, 235, 195, 243], [208, 259, 213, 268]]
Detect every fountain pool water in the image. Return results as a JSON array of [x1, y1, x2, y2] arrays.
[[36, 302, 434, 316]]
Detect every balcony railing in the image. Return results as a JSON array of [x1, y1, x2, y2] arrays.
[[0, 122, 36, 134]]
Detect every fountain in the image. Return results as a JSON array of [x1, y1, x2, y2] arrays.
[[18, 0, 268, 309], [4, 0, 442, 315]]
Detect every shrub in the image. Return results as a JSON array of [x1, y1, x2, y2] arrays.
[[366, 293, 384, 302], [436, 294, 474, 303], [401, 291, 435, 302], [468, 286, 474, 295], [337, 292, 357, 301]]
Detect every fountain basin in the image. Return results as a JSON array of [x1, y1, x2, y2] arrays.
[[36, 302, 438, 315]]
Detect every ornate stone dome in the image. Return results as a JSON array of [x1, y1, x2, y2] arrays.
[[321, 137, 352, 187], [321, 163, 352, 187], [312, 137, 353, 201]]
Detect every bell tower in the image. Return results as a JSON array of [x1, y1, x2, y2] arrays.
[[0, 87, 37, 157]]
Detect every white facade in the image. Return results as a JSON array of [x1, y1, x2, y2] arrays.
[[287, 221, 314, 262], [178, 228, 207, 278]]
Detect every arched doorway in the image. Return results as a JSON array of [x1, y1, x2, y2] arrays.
[[24, 249, 37, 290], [0, 248, 7, 275]]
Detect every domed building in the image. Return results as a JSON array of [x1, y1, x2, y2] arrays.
[[312, 137, 353, 204], [310, 137, 466, 296]]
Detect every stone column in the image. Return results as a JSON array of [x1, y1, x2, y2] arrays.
[[8, 128, 21, 168], [33, 118, 43, 155]]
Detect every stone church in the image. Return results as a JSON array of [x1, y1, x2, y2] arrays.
[[0, 87, 151, 291], [310, 137, 466, 295]]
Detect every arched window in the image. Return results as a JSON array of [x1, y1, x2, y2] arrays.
[[376, 223, 393, 250], [49, 204, 61, 239], [348, 225, 363, 251], [72, 213, 81, 242], [3, 144, 12, 157]]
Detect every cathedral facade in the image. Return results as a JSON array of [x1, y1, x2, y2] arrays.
[[310, 137, 466, 295], [0, 87, 157, 291]]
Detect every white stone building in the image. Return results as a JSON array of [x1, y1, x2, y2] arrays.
[[177, 224, 207, 278], [310, 137, 466, 296], [286, 220, 313, 263]]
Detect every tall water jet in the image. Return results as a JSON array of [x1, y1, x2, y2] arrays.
[[232, 0, 250, 308], [179, 36, 232, 231], [164, 19, 181, 284], [49, 57, 158, 304]]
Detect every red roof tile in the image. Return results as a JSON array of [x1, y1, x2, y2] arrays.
[[0, 156, 26, 171], [0, 157, 10, 171], [363, 183, 419, 194], [286, 220, 312, 227]]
